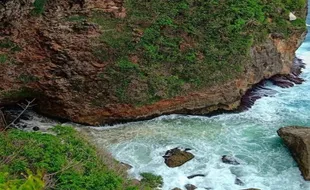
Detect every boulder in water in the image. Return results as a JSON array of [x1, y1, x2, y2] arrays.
[[171, 188, 182, 190], [163, 147, 194, 168], [242, 189, 260, 190], [187, 174, 205, 179], [221, 155, 240, 165], [185, 184, 197, 190], [235, 177, 244, 186], [278, 126, 310, 180], [32, 126, 40, 131]]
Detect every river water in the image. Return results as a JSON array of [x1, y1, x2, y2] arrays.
[[79, 6, 310, 190]]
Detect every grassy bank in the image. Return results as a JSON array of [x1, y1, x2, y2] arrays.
[[0, 126, 158, 190]]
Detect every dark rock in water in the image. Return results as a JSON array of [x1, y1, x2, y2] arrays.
[[221, 155, 240, 165], [278, 126, 310, 180], [269, 75, 295, 88], [285, 74, 304, 84], [240, 57, 305, 110], [185, 184, 197, 190], [120, 162, 133, 170], [32, 126, 40, 131], [235, 177, 244, 186], [239, 82, 266, 110], [242, 189, 261, 190], [187, 174, 205, 179], [163, 148, 194, 168], [171, 188, 182, 190]]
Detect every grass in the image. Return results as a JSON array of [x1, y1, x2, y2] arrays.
[[86, 0, 306, 106], [140, 173, 163, 189], [1, 88, 39, 100], [0, 54, 8, 64], [0, 126, 145, 190], [31, 0, 47, 16], [18, 74, 39, 84]]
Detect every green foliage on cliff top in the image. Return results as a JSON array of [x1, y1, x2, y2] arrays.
[[31, 0, 47, 16], [0, 126, 142, 190], [90, 0, 306, 106]]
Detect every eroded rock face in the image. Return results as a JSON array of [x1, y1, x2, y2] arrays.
[[278, 126, 310, 180], [0, 0, 35, 23], [163, 148, 194, 168]]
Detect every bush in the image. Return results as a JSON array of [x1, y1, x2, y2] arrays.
[[0, 126, 144, 189], [31, 0, 47, 16], [140, 173, 163, 188]]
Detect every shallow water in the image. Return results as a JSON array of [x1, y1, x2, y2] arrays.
[[80, 6, 310, 190]]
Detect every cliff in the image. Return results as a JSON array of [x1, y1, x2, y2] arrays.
[[0, 0, 307, 125]]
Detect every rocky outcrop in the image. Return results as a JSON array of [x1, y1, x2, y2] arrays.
[[163, 148, 194, 168], [187, 174, 205, 179], [184, 184, 197, 190], [278, 126, 310, 180], [222, 155, 240, 165], [0, 0, 35, 23], [0, 0, 306, 125]]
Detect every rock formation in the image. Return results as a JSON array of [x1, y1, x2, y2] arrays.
[[222, 155, 240, 165], [0, 0, 307, 125], [278, 126, 310, 180], [163, 148, 194, 168]]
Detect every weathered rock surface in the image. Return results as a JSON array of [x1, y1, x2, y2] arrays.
[[187, 174, 205, 179], [235, 177, 244, 186], [222, 155, 240, 165], [278, 126, 310, 180], [163, 148, 194, 168], [184, 184, 197, 190]]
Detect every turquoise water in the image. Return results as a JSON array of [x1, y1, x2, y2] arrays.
[[85, 7, 310, 190]]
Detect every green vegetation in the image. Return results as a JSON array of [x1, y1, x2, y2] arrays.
[[0, 126, 143, 190], [18, 74, 39, 84], [0, 54, 8, 64], [66, 15, 87, 22], [1, 88, 38, 100], [0, 38, 20, 50], [31, 0, 47, 16], [140, 173, 163, 189], [0, 38, 22, 65], [88, 0, 306, 106]]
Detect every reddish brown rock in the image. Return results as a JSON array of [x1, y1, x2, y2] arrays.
[[278, 126, 310, 180], [185, 184, 197, 190], [163, 148, 194, 168]]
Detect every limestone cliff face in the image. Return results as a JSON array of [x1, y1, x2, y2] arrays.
[[0, 0, 306, 125]]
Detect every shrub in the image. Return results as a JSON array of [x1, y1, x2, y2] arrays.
[[31, 0, 47, 16], [0, 126, 144, 189], [0, 54, 8, 64], [140, 172, 163, 188]]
